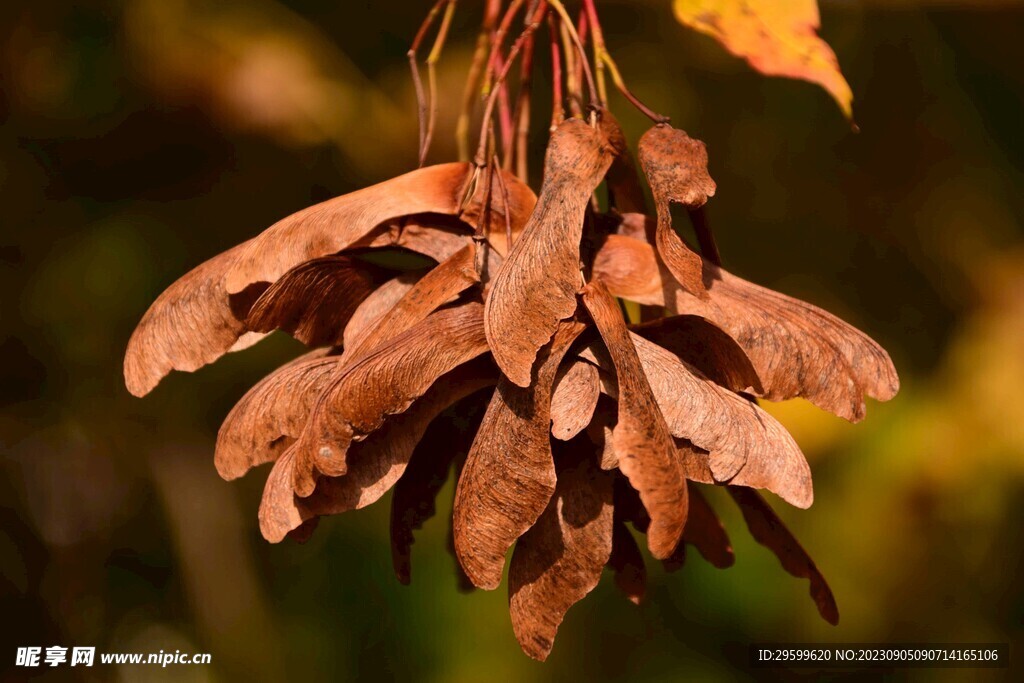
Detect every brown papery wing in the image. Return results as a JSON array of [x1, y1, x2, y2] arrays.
[[485, 116, 622, 387], [676, 439, 714, 484], [581, 280, 687, 559], [593, 233, 899, 421], [677, 265, 900, 422], [290, 302, 490, 496], [630, 315, 761, 395], [729, 486, 839, 625], [637, 126, 716, 299], [342, 272, 423, 351], [351, 218, 469, 263], [453, 318, 587, 590], [550, 359, 601, 441], [630, 333, 813, 508], [124, 241, 262, 397], [215, 348, 336, 481], [508, 441, 614, 661], [226, 164, 535, 294], [259, 360, 496, 543], [342, 242, 479, 363], [244, 255, 385, 347]]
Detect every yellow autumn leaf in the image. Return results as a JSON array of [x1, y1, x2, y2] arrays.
[[673, 0, 853, 118]]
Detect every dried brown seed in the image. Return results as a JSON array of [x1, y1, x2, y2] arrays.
[[594, 233, 899, 421], [485, 116, 622, 387], [342, 242, 480, 363], [508, 443, 614, 661], [729, 486, 839, 625], [676, 268, 900, 422], [343, 272, 423, 352], [245, 255, 385, 347], [578, 325, 810, 506], [637, 125, 716, 299], [123, 241, 261, 397], [581, 280, 687, 559], [125, 166, 531, 397], [291, 302, 490, 496], [224, 163, 531, 295], [215, 348, 336, 481], [259, 360, 496, 543], [628, 332, 812, 508], [453, 318, 587, 590], [630, 315, 761, 395], [550, 359, 601, 441]]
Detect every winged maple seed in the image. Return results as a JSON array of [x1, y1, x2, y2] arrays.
[[126, 15, 897, 660]]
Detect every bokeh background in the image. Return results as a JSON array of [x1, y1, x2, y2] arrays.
[[2, 0, 1022, 680]]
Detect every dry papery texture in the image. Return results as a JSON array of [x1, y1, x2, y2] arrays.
[[289, 301, 491, 497], [592, 230, 899, 421], [637, 125, 716, 300], [259, 358, 497, 543], [127, 106, 896, 662], [453, 318, 588, 589], [509, 439, 614, 661], [485, 115, 623, 387], [125, 163, 535, 397], [215, 243, 484, 484], [581, 281, 688, 559]]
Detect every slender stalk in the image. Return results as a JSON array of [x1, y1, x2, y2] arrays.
[[421, 0, 457, 165], [575, 8, 590, 107], [483, 0, 526, 96], [583, 0, 669, 124], [508, 0, 543, 180], [456, 0, 502, 161], [582, 0, 607, 105], [548, 14, 564, 128], [473, 2, 547, 167], [408, 0, 450, 167], [546, 0, 597, 108], [558, 19, 580, 118], [489, 50, 515, 157]]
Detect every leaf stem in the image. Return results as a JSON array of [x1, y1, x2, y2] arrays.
[[583, 0, 669, 124], [546, 0, 597, 109], [408, 0, 450, 167], [456, 0, 501, 161], [473, 2, 546, 167]]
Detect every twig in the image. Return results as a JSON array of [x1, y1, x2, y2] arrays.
[[473, 2, 547, 167], [546, 0, 598, 108], [421, 0, 457, 165], [583, 0, 669, 124], [508, 0, 543, 180], [408, 0, 449, 166], [548, 14, 564, 128], [456, 0, 501, 161]]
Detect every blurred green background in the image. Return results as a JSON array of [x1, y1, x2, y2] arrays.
[[2, 0, 1022, 680]]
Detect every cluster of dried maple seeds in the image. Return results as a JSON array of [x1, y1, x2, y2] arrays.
[[126, 111, 898, 660]]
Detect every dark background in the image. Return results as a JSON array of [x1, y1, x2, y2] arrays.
[[2, 0, 1022, 680]]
